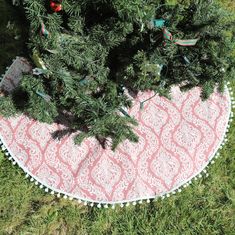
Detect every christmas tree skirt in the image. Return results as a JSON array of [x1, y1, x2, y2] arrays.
[[0, 85, 231, 206]]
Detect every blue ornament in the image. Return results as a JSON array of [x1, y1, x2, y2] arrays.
[[151, 19, 166, 28]]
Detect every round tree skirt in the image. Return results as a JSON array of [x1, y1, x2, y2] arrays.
[[0, 86, 231, 205]]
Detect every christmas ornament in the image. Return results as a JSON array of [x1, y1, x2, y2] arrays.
[[150, 19, 166, 28], [149, 18, 199, 46], [50, 0, 62, 12], [163, 28, 199, 46], [32, 51, 47, 70], [40, 22, 50, 37]]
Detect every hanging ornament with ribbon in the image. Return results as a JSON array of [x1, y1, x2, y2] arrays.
[[40, 22, 50, 37], [163, 28, 199, 46], [150, 18, 199, 46], [50, 0, 62, 12]]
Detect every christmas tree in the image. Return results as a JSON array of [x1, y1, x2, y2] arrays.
[[0, 0, 234, 150]]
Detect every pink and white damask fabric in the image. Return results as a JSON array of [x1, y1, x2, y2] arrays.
[[0, 87, 231, 204]]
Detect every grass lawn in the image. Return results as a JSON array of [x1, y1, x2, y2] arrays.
[[0, 1, 234, 234]]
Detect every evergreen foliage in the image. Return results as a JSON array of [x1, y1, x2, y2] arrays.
[[0, 0, 234, 149]]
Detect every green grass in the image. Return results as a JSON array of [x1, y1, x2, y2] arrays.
[[0, 1, 235, 234]]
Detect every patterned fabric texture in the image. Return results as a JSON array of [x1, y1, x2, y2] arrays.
[[0, 86, 231, 204]]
